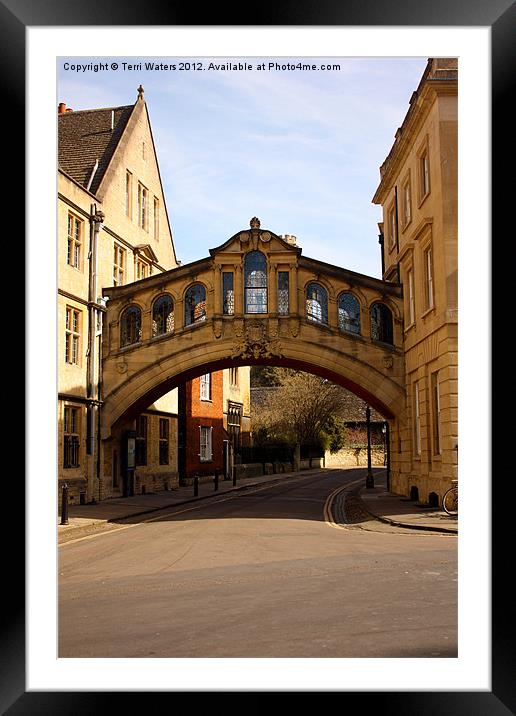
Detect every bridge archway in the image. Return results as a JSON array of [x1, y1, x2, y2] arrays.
[[101, 220, 407, 484]]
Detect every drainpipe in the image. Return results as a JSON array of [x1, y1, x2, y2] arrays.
[[87, 205, 105, 502], [394, 185, 401, 284]]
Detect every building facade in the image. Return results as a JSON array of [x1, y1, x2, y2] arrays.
[[58, 88, 252, 503], [372, 58, 458, 502], [58, 88, 180, 503]]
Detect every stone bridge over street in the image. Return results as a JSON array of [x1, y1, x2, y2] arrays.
[[101, 219, 407, 470]]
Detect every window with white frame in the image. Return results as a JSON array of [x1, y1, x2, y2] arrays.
[[113, 244, 126, 286], [413, 381, 421, 456], [407, 267, 415, 326], [387, 204, 397, 250], [424, 245, 434, 310], [125, 171, 132, 218], [154, 197, 159, 240], [65, 306, 81, 365], [402, 177, 412, 227], [138, 182, 148, 230], [431, 371, 441, 455], [200, 373, 211, 401], [200, 426, 213, 462], [67, 213, 83, 269]]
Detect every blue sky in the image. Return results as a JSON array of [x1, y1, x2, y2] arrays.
[[58, 57, 428, 278]]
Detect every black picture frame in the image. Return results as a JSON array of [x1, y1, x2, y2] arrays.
[[9, 0, 507, 711]]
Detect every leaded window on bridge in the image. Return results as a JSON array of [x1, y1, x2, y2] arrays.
[[185, 284, 206, 326], [278, 271, 289, 315], [244, 251, 267, 313], [152, 294, 174, 336], [120, 306, 142, 347], [370, 302, 394, 345], [223, 272, 234, 315], [306, 283, 328, 324], [338, 293, 360, 334]]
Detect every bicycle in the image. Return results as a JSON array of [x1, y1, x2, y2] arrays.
[[442, 480, 458, 516]]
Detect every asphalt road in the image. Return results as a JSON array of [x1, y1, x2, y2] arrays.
[[59, 468, 457, 658]]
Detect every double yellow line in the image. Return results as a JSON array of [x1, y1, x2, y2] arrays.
[[323, 477, 365, 530]]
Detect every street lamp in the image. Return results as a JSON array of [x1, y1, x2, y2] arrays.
[[365, 405, 374, 489]]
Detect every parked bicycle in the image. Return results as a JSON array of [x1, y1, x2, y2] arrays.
[[442, 480, 458, 516]]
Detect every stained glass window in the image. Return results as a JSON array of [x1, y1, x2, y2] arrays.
[[120, 306, 142, 347], [185, 284, 207, 326], [370, 302, 393, 344], [152, 295, 174, 336], [223, 272, 234, 315], [244, 251, 267, 314], [338, 293, 360, 334], [306, 283, 328, 324], [278, 271, 289, 315]]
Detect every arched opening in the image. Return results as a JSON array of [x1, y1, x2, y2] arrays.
[[185, 284, 206, 326], [120, 305, 142, 347], [370, 302, 393, 344], [244, 250, 267, 313], [306, 283, 328, 325], [338, 292, 361, 334], [152, 294, 174, 336]]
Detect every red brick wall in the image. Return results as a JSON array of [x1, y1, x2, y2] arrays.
[[185, 370, 225, 478]]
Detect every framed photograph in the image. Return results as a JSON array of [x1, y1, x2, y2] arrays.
[[11, 0, 506, 710]]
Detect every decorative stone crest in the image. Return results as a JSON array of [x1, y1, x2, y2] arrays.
[[382, 355, 393, 369], [250, 216, 261, 229], [116, 360, 128, 374], [212, 318, 223, 339], [231, 318, 283, 360], [289, 317, 300, 338]]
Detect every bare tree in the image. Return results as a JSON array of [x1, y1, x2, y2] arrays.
[[252, 369, 349, 449]]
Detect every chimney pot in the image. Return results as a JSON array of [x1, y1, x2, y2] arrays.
[[58, 102, 66, 114]]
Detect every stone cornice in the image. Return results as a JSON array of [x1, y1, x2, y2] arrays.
[[372, 75, 457, 206]]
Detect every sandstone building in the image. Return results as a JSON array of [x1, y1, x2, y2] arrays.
[[58, 89, 250, 503], [372, 57, 458, 502]]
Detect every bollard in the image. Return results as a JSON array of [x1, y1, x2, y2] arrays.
[[60, 483, 69, 525], [214, 469, 219, 491], [194, 474, 199, 497], [232, 466, 237, 487]]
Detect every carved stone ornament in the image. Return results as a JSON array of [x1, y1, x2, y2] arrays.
[[382, 355, 393, 369], [116, 360, 128, 374], [231, 318, 283, 360], [239, 231, 250, 242], [289, 317, 300, 338], [260, 231, 271, 243], [212, 318, 223, 339], [250, 217, 261, 229]]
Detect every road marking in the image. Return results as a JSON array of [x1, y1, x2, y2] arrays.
[[59, 470, 330, 547], [323, 477, 365, 530]]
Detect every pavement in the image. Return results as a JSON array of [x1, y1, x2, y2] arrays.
[[58, 467, 457, 543]]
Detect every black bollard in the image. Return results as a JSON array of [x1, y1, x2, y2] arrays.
[[60, 483, 69, 525], [214, 469, 219, 491], [194, 474, 199, 497], [232, 466, 237, 487]]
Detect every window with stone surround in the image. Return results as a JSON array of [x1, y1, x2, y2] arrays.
[[120, 305, 142, 347], [135, 256, 149, 280], [387, 202, 397, 251], [152, 294, 174, 336], [63, 406, 80, 468], [125, 171, 132, 218], [135, 415, 148, 466], [113, 244, 126, 286], [370, 302, 393, 345], [67, 212, 83, 269], [338, 292, 360, 334], [138, 182, 149, 230], [306, 283, 328, 325], [402, 174, 412, 229], [159, 418, 169, 465], [417, 139, 431, 203], [223, 272, 234, 315], [244, 251, 268, 314], [278, 271, 289, 315], [431, 371, 441, 455], [423, 244, 434, 310], [65, 306, 81, 365], [200, 426, 213, 462], [406, 267, 415, 326], [185, 284, 206, 326], [200, 373, 211, 401], [413, 381, 421, 457]]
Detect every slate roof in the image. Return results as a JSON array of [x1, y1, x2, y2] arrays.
[[58, 104, 134, 194]]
